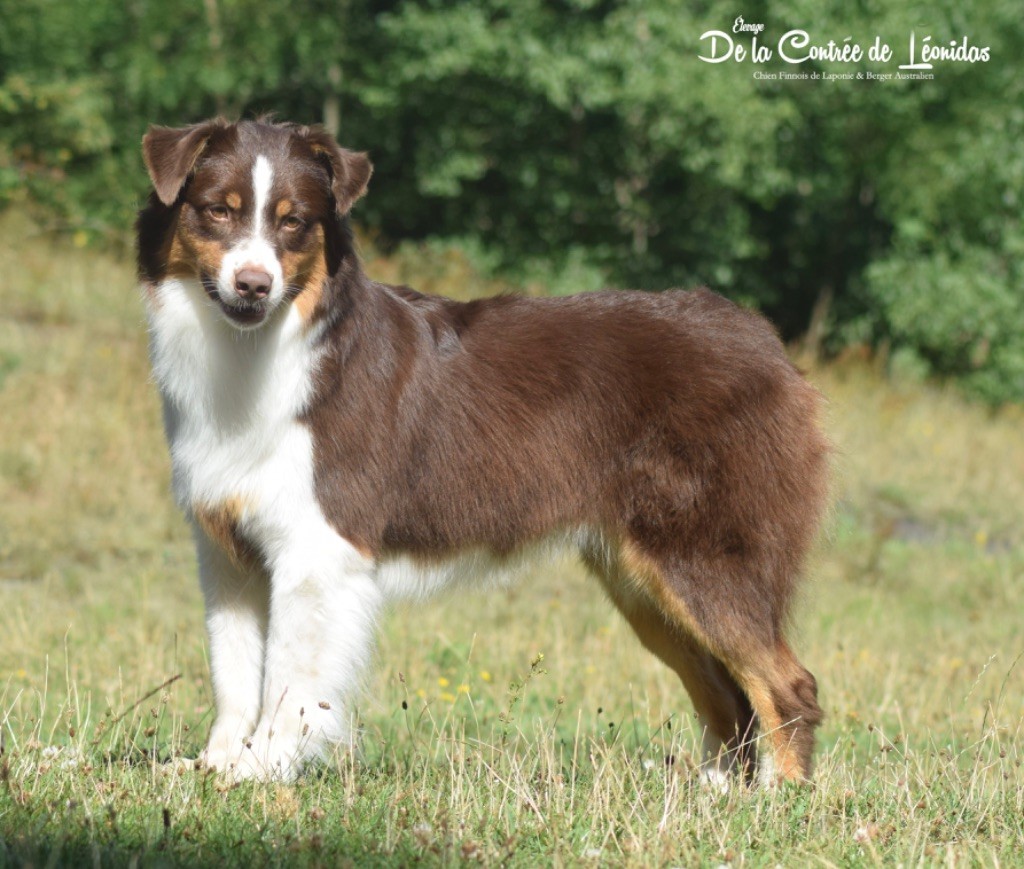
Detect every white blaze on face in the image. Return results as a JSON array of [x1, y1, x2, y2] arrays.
[[216, 155, 285, 307]]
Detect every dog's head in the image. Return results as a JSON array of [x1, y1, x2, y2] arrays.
[[140, 118, 371, 329]]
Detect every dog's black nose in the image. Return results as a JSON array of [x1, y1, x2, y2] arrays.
[[234, 267, 272, 299]]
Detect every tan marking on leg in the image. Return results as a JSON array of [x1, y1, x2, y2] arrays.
[[352, 541, 376, 561], [739, 677, 798, 783], [613, 538, 819, 784], [194, 496, 260, 570], [730, 650, 816, 784], [619, 539, 717, 653], [589, 536, 757, 776]]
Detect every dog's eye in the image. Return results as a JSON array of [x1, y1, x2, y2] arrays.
[[206, 205, 231, 221], [281, 215, 305, 232]]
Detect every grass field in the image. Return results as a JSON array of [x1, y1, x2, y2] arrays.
[[1, 216, 1022, 866]]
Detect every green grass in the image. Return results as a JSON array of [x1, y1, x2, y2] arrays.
[[1, 215, 1022, 866]]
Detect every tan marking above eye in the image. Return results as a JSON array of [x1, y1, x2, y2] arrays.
[[225, 192, 242, 210], [275, 199, 293, 219]]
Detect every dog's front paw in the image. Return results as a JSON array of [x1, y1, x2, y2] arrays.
[[204, 732, 302, 783], [162, 755, 200, 776], [201, 733, 248, 774]]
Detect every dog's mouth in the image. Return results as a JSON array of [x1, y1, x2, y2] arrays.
[[219, 299, 268, 326], [202, 278, 269, 327]]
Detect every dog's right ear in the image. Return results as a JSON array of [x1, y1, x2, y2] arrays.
[[300, 127, 373, 216], [142, 119, 228, 206]]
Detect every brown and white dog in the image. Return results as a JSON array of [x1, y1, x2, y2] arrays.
[[137, 118, 829, 784]]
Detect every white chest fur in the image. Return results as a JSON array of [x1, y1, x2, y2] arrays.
[[146, 277, 383, 780], [146, 278, 327, 552]]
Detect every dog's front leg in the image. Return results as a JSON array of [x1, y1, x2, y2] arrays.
[[231, 531, 381, 782], [194, 531, 269, 772]]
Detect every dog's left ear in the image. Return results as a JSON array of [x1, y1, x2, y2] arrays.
[[143, 119, 228, 206], [302, 127, 373, 216]]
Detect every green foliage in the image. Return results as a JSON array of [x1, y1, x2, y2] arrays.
[[1, 0, 1021, 400], [864, 246, 1024, 403], [848, 8, 1024, 404]]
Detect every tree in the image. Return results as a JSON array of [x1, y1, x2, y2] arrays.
[[1, 0, 1020, 401]]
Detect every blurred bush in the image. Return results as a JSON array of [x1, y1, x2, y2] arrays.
[[0, 0, 1021, 401]]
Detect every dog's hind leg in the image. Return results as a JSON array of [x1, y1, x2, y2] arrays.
[[724, 638, 822, 785], [583, 540, 758, 784], [596, 537, 822, 784], [614, 596, 758, 784]]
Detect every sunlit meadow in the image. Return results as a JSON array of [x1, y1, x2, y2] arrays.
[[0, 216, 1021, 865]]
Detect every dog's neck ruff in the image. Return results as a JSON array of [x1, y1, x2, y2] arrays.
[[146, 273, 322, 521]]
